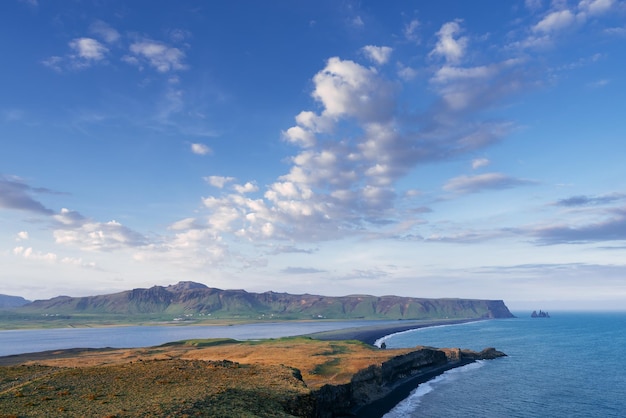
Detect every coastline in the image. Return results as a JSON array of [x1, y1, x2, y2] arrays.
[[0, 318, 501, 417], [306, 317, 494, 418], [306, 317, 482, 345], [351, 359, 476, 418]]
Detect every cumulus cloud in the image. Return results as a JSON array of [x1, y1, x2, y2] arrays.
[[127, 39, 187, 72], [52, 208, 147, 251], [44, 37, 109, 71], [443, 172, 537, 194], [89, 20, 121, 44], [190, 143, 211, 155], [133, 228, 229, 270], [430, 20, 468, 63], [69, 38, 108, 61], [361, 45, 393, 65], [205, 176, 235, 188], [16, 231, 29, 241], [13, 245, 97, 269], [234, 182, 259, 194], [13, 246, 57, 262], [311, 57, 396, 123]]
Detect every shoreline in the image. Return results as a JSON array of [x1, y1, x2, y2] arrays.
[[352, 359, 476, 418], [306, 317, 492, 418], [0, 317, 498, 417], [306, 317, 481, 345]]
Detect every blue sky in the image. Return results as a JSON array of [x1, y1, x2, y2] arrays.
[[1, 0, 625, 310]]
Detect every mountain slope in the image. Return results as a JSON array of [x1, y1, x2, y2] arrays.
[[16, 281, 514, 321], [0, 294, 30, 309]]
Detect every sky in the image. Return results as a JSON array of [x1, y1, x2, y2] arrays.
[[1, 0, 625, 310]]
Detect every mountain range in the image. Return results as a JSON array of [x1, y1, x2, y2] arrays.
[[8, 281, 514, 321], [0, 294, 30, 309]]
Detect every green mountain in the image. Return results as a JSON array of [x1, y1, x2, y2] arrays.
[[14, 281, 514, 321], [0, 294, 30, 309]]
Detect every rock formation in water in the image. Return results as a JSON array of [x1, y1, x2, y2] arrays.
[[531, 310, 550, 318]]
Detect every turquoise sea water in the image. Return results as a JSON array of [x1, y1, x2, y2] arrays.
[[379, 312, 626, 418]]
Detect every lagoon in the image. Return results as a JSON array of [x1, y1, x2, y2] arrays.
[[0, 320, 399, 357]]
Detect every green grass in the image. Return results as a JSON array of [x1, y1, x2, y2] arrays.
[[160, 338, 240, 348]]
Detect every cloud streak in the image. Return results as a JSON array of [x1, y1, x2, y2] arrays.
[[443, 173, 537, 194], [0, 176, 56, 215]]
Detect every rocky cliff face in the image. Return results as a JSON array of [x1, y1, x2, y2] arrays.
[[310, 347, 506, 417]]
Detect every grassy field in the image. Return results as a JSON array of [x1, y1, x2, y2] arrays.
[[0, 337, 420, 417]]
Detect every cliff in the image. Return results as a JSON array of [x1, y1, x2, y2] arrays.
[[14, 281, 515, 322], [311, 346, 506, 417]]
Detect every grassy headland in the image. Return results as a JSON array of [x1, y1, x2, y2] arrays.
[[0, 321, 506, 417]]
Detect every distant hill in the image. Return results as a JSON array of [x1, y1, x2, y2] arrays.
[[15, 281, 514, 321], [0, 294, 30, 309]]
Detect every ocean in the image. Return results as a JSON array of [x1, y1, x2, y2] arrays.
[[378, 312, 626, 418], [2, 314, 625, 417]]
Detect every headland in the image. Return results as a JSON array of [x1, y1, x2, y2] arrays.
[[0, 319, 506, 417]]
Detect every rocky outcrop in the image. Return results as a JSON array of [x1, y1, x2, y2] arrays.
[[311, 346, 506, 418], [531, 310, 550, 318]]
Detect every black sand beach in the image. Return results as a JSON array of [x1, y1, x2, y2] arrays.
[[307, 318, 482, 345]]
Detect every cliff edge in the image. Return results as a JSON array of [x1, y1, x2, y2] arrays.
[[311, 346, 506, 417]]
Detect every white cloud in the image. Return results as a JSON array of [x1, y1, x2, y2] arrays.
[[234, 182, 259, 194], [69, 38, 108, 61], [13, 246, 57, 262], [430, 20, 468, 63], [430, 59, 524, 111], [89, 21, 121, 44], [53, 216, 147, 252], [312, 57, 396, 123], [190, 143, 211, 155], [133, 226, 230, 271], [16, 231, 29, 241], [282, 125, 316, 148], [404, 19, 420, 42], [472, 158, 490, 169], [361, 45, 393, 65], [578, 0, 615, 17], [204, 176, 235, 188], [128, 40, 187, 72], [533, 9, 576, 33], [443, 172, 536, 194]]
